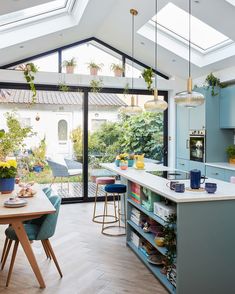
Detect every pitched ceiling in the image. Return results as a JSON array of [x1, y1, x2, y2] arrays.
[[0, 0, 234, 79]]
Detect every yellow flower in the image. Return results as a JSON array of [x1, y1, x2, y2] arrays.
[[7, 160, 17, 168], [0, 162, 10, 168]]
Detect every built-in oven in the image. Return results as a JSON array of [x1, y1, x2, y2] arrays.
[[189, 130, 205, 162]]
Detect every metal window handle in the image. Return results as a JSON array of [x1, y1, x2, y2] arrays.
[[186, 139, 189, 149]]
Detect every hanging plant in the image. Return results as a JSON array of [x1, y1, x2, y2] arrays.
[[141, 68, 154, 91], [205, 73, 226, 96], [90, 79, 103, 93], [21, 63, 38, 104], [58, 83, 70, 92]]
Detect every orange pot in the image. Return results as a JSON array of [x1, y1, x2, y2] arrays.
[[229, 158, 235, 164]]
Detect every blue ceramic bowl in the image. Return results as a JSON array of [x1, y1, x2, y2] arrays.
[[205, 183, 217, 194]]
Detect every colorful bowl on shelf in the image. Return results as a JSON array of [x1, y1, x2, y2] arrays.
[[154, 237, 165, 247]]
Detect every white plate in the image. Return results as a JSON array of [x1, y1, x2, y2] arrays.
[[4, 198, 27, 208]]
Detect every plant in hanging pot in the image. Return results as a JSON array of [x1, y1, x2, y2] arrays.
[[110, 63, 124, 77], [141, 68, 154, 91], [0, 160, 17, 194], [226, 145, 235, 164], [63, 58, 77, 74], [87, 61, 103, 76]]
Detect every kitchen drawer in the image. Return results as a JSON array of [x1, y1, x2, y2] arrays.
[[189, 161, 205, 175], [176, 158, 189, 172], [223, 169, 235, 182], [206, 166, 225, 181]]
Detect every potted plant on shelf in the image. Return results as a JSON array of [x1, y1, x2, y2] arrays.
[[63, 58, 77, 74], [87, 61, 103, 76], [205, 73, 226, 96], [141, 68, 154, 91], [0, 159, 17, 194], [226, 145, 235, 164], [110, 63, 124, 77]]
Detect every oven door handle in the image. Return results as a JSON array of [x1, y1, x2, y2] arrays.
[[186, 139, 190, 149]]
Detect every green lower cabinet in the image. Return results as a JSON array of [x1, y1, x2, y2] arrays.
[[205, 166, 225, 181]]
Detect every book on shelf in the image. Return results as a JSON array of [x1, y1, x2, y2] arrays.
[[131, 192, 141, 202], [130, 196, 141, 205], [130, 231, 140, 248], [131, 182, 141, 195], [130, 214, 141, 226]]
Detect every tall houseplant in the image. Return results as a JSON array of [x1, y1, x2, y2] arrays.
[[0, 159, 17, 194]]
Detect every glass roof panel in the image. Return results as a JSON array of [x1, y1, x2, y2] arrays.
[[226, 0, 235, 6], [153, 2, 230, 51]]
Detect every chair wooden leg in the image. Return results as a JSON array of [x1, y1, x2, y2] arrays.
[[1, 239, 12, 270], [44, 239, 63, 278], [41, 240, 51, 259], [1, 237, 9, 263], [6, 240, 19, 287]]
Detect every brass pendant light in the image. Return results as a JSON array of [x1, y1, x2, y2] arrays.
[[144, 0, 168, 113], [121, 9, 142, 116], [174, 0, 205, 107]]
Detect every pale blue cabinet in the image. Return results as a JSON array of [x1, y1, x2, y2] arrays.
[[220, 85, 235, 128], [189, 161, 205, 175], [176, 158, 189, 172], [176, 106, 190, 160], [223, 169, 235, 182], [205, 166, 225, 181], [189, 104, 205, 130]]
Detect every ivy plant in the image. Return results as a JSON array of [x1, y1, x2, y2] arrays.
[[142, 68, 154, 91], [205, 73, 226, 96]]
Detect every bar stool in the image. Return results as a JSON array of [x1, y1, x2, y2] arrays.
[[102, 184, 127, 236], [92, 177, 117, 224]]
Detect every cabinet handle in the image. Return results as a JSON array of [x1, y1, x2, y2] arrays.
[[186, 139, 189, 149], [180, 163, 185, 166], [212, 172, 219, 175]]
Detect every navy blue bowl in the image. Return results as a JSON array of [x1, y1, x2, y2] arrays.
[[205, 183, 217, 194]]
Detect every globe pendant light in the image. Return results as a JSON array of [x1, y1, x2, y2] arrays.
[[121, 9, 142, 116], [144, 0, 168, 113], [174, 0, 205, 107]]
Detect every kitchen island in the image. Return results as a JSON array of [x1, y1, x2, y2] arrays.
[[101, 163, 235, 294]]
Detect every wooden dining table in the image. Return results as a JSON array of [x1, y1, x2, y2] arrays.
[[0, 185, 56, 288]]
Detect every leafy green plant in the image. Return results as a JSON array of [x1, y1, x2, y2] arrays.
[[205, 73, 226, 96], [163, 213, 177, 271], [142, 68, 154, 91], [87, 61, 103, 70], [0, 111, 35, 159], [63, 57, 77, 67], [21, 63, 38, 104], [32, 137, 47, 167], [0, 160, 17, 179], [110, 63, 124, 72], [90, 79, 103, 93], [59, 83, 70, 92], [226, 145, 235, 159]]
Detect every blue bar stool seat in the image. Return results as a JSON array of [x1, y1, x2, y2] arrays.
[[102, 184, 127, 236]]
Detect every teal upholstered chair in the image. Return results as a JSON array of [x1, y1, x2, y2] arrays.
[[2, 195, 62, 287], [42, 187, 52, 198]]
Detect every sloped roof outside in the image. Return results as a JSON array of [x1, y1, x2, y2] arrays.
[[3, 89, 127, 106]]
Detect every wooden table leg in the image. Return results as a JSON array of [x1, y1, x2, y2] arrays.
[[11, 221, 46, 288]]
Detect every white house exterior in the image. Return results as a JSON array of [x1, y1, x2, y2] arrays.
[[0, 89, 126, 159]]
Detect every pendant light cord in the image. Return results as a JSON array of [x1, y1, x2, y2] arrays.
[[131, 12, 134, 91], [189, 0, 191, 78], [155, 0, 158, 89]]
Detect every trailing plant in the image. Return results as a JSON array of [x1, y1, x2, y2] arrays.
[[0, 160, 17, 179], [59, 83, 70, 92], [142, 68, 154, 91], [110, 63, 124, 72], [163, 213, 177, 271], [205, 73, 226, 96], [21, 63, 38, 104], [87, 61, 103, 71], [226, 145, 235, 159], [90, 79, 103, 93], [0, 111, 35, 159], [62, 57, 77, 67]]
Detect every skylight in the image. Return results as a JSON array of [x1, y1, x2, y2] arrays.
[[226, 0, 235, 6], [152, 2, 231, 52], [0, 0, 75, 30]]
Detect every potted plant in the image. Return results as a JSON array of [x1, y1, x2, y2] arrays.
[[0, 159, 17, 194], [115, 153, 128, 167], [87, 61, 103, 76], [32, 137, 46, 172], [63, 58, 77, 74], [226, 145, 235, 164], [90, 79, 103, 93], [141, 68, 154, 91], [110, 63, 124, 77], [128, 153, 135, 167], [205, 73, 226, 96]]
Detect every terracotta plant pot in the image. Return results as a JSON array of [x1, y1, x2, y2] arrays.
[[114, 69, 123, 77], [66, 66, 75, 74], [90, 68, 98, 76], [229, 158, 235, 164]]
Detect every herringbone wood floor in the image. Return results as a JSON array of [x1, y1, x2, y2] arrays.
[[0, 202, 167, 294]]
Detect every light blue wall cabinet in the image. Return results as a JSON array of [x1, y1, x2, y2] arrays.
[[189, 161, 205, 175], [176, 158, 189, 172], [176, 105, 190, 160], [206, 166, 225, 181], [189, 104, 205, 130], [223, 169, 235, 182], [220, 85, 235, 128]]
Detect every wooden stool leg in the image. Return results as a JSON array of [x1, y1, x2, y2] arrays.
[[44, 239, 63, 278], [92, 184, 99, 221], [6, 240, 19, 287], [1, 239, 12, 270], [1, 237, 9, 264]]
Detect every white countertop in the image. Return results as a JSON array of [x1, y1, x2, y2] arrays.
[[205, 162, 235, 171], [101, 163, 235, 203]]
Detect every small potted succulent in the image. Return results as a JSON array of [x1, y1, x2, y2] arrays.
[[63, 58, 77, 74], [128, 153, 135, 167], [0, 159, 17, 194], [87, 61, 103, 76], [226, 145, 235, 164], [110, 63, 124, 77]]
